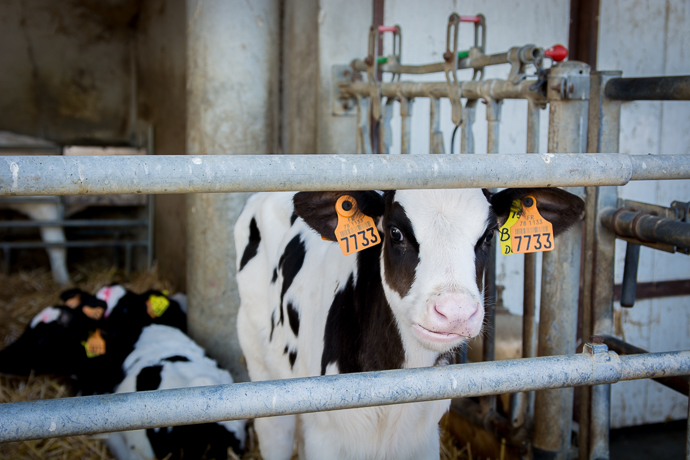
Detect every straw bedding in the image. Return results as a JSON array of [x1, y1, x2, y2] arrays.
[[0, 265, 476, 460]]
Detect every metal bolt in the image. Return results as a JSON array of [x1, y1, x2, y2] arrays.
[[568, 83, 575, 94], [443, 51, 452, 62], [523, 197, 534, 207], [342, 102, 350, 110], [364, 55, 374, 66], [342, 200, 352, 211], [590, 335, 604, 344]]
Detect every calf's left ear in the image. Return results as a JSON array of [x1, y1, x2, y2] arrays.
[[294, 191, 384, 241], [488, 187, 585, 237]]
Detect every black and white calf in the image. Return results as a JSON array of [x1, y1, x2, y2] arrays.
[[235, 188, 583, 460], [107, 324, 246, 460]]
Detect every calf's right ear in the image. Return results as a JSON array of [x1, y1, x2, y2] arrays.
[[294, 191, 384, 241]]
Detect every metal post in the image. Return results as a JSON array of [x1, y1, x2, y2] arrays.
[[511, 98, 541, 430], [460, 99, 477, 154], [379, 98, 394, 154], [481, 97, 502, 413], [146, 125, 155, 269], [587, 71, 622, 460], [430, 96, 445, 154], [356, 96, 373, 154], [533, 61, 590, 460], [399, 97, 413, 154], [185, 0, 279, 382]]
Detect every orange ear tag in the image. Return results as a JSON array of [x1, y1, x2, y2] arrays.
[[498, 199, 522, 255], [334, 195, 381, 256], [82, 329, 106, 358], [510, 196, 555, 254]]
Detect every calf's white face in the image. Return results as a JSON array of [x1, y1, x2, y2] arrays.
[[379, 189, 493, 354]]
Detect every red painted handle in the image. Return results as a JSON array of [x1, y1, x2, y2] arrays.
[[544, 44, 568, 62], [378, 25, 399, 33], [459, 15, 481, 23]]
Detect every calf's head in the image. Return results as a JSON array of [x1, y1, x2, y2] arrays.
[[294, 188, 583, 354]]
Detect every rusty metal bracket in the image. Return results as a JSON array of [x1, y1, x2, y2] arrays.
[[443, 14, 463, 126], [331, 65, 357, 116]]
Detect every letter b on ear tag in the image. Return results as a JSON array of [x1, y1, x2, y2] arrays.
[[335, 195, 381, 256]]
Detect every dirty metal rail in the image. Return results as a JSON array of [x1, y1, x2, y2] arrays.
[[0, 348, 688, 442], [2, 154, 690, 197], [605, 76, 690, 101]]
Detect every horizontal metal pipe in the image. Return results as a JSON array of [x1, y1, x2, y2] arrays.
[[601, 208, 690, 250], [0, 219, 148, 228], [629, 154, 690, 180], [602, 335, 689, 396], [604, 76, 690, 101], [341, 79, 545, 101], [351, 46, 541, 75], [2, 154, 689, 198], [0, 240, 147, 249], [1, 350, 689, 442]]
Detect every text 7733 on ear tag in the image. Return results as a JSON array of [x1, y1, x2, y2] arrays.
[[334, 195, 381, 256], [510, 196, 555, 254]]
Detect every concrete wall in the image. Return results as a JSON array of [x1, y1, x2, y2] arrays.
[[136, 1, 188, 290], [597, 0, 690, 428], [0, 0, 140, 145]]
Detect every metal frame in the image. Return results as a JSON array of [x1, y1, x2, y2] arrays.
[[1, 13, 689, 457], [1, 347, 689, 443]]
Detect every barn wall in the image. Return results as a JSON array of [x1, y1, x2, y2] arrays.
[[597, 0, 690, 428], [0, 0, 140, 145], [136, 1, 188, 291]]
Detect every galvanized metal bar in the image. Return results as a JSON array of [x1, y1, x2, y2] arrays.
[[602, 335, 689, 396], [534, 61, 590, 460], [2, 349, 690, 443], [342, 79, 546, 102], [629, 154, 690, 181], [511, 99, 541, 430], [0, 153, 657, 197], [601, 209, 690, 251], [604, 76, 690, 101], [587, 70, 622, 460]]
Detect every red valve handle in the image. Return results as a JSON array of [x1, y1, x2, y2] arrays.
[[459, 15, 481, 23], [378, 25, 399, 33], [544, 44, 568, 62]]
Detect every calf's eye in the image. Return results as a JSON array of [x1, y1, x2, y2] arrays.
[[484, 231, 494, 244], [390, 227, 404, 243]]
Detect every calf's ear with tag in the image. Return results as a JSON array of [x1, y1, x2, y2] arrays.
[[294, 191, 384, 241], [488, 187, 585, 236]]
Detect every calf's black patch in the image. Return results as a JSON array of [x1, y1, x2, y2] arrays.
[[136, 365, 163, 391], [278, 235, 306, 325], [287, 302, 300, 336], [289, 350, 297, 369], [239, 218, 261, 271], [162, 355, 190, 363], [147, 422, 243, 460], [381, 192, 420, 298], [321, 246, 404, 375]]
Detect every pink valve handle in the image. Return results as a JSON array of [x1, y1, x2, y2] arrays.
[[459, 15, 481, 23], [545, 44, 568, 62], [378, 25, 399, 33]]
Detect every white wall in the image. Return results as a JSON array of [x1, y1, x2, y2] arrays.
[[382, 0, 690, 428], [598, 0, 690, 428]]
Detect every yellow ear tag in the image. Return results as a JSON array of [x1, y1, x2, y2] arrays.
[[498, 199, 522, 255], [334, 195, 381, 256], [146, 294, 170, 318], [510, 196, 555, 254], [82, 329, 106, 358]]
